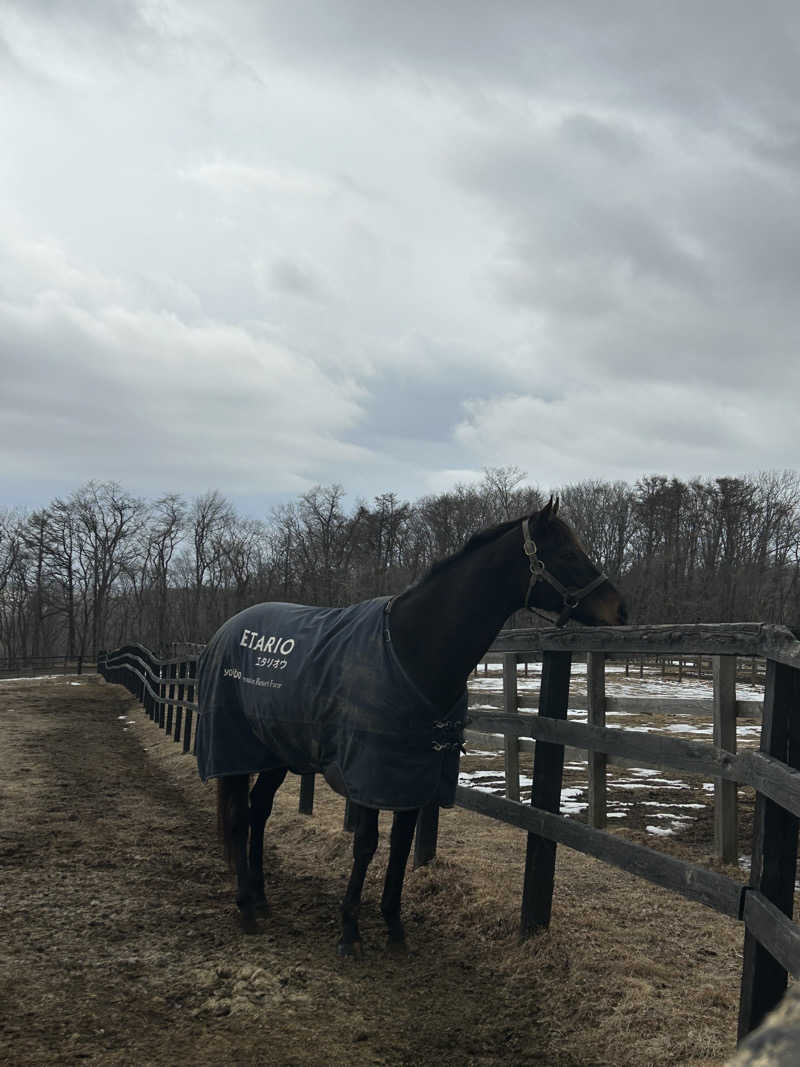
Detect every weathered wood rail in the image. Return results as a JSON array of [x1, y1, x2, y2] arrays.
[[475, 649, 766, 685], [98, 644, 199, 755], [468, 648, 762, 864], [98, 621, 800, 1045]]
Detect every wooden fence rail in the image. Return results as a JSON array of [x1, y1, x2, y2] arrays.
[[98, 621, 800, 1046], [98, 645, 199, 755], [468, 649, 762, 864], [477, 650, 767, 684]]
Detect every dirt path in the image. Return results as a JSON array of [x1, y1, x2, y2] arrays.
[[1, 678, 745, 1066]]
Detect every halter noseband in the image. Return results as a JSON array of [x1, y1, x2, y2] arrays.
[[522, 517, 609, 627]]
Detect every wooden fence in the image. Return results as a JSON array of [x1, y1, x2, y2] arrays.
[[98, 621, 800, 1044], [467, 651, 764, 865], [98, 644, 199, 756], [474, 650, 767, 685], [0, 655, 91, 680]]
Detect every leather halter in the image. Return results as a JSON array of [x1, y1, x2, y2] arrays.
[[522, 517, 609, 627]]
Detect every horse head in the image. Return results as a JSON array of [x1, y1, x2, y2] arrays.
[[522, 498, 627, 627]]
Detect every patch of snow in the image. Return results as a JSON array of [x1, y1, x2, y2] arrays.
[[0, 674, 63, 683], [611, 782, 688, 792]]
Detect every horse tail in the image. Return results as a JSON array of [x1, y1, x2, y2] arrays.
[[217, 774, 250, 868]]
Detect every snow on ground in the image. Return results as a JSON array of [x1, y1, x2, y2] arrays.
[[0, 674, 70, 683], [461, 662, 764, 840]]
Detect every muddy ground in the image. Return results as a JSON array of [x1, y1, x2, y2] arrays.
[[1, 677, 751, 1066]]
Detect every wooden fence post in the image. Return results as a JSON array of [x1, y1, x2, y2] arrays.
[[165, 662, 176, 736], [158, 664, 166, 729], [174, 660, 185, 745], [587, 651, 607, 830], [738, 659, 800, 1040], [503, 652, 520, 802], [713, 655, 738, 864], [183, 668, 194, 755], [520, 650, 572, 936]]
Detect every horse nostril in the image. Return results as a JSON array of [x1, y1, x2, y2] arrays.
[[618, 603, 628, 625]]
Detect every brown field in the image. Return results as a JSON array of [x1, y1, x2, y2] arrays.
[[0, 676, 760, 1066]]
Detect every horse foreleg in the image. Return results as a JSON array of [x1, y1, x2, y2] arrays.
[[217, 774, 258, 932], [339, 803, 379, 957], [248, 767, 287, 914], [380, 809, 418, 950]]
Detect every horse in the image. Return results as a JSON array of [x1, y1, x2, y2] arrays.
[[196, 498, 626, 954]]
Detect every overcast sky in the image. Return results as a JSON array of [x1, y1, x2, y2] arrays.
[[2, 2, 799, 515]]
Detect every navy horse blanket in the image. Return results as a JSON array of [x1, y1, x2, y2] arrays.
[[196, 597, 466, 811]]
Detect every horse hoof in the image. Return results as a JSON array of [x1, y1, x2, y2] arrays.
[[338, 940, 363, 959], [385, 937, 408, 956], [238, 911, 260, 936]]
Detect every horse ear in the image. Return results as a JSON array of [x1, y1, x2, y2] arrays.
[[553, 496, 560, 516], [537, 496, 556, 529]]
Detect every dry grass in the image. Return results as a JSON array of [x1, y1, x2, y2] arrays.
[[0, 677, 763, 1065]]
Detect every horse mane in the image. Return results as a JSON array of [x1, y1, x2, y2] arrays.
[[421, 515, 525, 583], [415, 508, 583, 587]]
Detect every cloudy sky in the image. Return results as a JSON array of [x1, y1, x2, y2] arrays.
[[2, 2, 799, 515]]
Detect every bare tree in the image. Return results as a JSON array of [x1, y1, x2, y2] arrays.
[[72, 482, 147, 655], [557, 480, 635, 582], [4, 468, 800, 657], [0, 511, 26, 660]]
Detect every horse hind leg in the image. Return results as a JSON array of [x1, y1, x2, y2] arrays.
[[339, 803, 379, 957], [380, 809, 418, 951], [248, 767, 287, 915], [217, 774, 259, 932]]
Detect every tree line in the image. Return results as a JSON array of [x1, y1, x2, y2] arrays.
[[1, 468, 798, 661]]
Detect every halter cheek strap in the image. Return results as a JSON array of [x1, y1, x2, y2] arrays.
[[522, 517, 609, 627]]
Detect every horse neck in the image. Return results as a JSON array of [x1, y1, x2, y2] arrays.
[[389, 526, 526, 708]]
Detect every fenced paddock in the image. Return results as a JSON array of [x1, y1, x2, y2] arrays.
[[99, 621, 800, 1049], [0, 655, 92, 680], [466, 649, 765, 864]]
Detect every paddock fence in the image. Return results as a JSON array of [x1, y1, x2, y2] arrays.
[[98, 621, 800, 1044], [0, 655, 92, 680], [466, 649, 765, 865]]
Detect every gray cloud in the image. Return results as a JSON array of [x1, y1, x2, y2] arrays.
[[269, 258, 325, 300], [3, 1, 800, 512]]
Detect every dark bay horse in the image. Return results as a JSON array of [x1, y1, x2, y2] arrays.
[[197, 499, 626, 953]]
